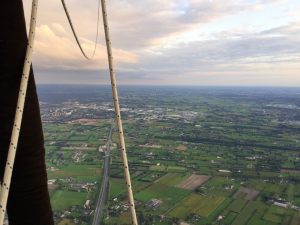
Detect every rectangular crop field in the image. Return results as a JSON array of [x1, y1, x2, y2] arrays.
[[135, 183, 191, 212], [231, 201, 257, 225], [110, 178, 126, 198], [156, 173, 189, 186], [227, 198, 248, 213], [291, 213, 300, 225], [168, 194, 225, 219], [150, 165, 186, 173], [247, 212, 269, 225], [109, 178, 149, 199], [224, 211, 238, 224], [51, 190, 88, 211], [48, 164, 101, 179], [263, 211, 282, 223]]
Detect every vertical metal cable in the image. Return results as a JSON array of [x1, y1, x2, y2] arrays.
[[100, 0, 138, 224], [0, 0, 39, 224]]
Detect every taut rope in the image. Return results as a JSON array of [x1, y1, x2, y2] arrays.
[[0, 1, 138, 224], [101, 0, 138, 224], [0, 0, 39, 224]]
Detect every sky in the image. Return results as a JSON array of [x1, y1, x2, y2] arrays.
[[23, 0, 300, 86]]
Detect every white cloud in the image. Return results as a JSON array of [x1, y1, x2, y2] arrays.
[[33, 24, 138, 70], [21, 0, 300, 86]]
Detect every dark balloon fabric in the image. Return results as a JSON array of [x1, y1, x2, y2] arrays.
[[0, 1, 54, 224]]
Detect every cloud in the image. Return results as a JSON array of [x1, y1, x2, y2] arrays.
[[24, 0, 288, 50], [21, 0, 300, 86], [122, 22, 300, 85], [145, 24, 300, 63], [33, 24, 138, 70]]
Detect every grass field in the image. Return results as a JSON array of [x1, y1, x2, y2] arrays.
[[135, 182, 190, 212], [263, 211, 282, 223], [135, 183, 190, 202], [269, 205, 288, 215], [48, 164, 102, 179], [231, 201, 257, 225], [247, 212, 273, 225], [150, 165, 186, 173], [109, 178, 150, 199], [227, 198, 248, 213], [291, 213, 300, 225], [263, 184, 285, 195], [72, 175, 100, 182], [51, 190, 88, 211], [157, 173, 189, 186], [204, 176, 237, 196], [109, 178, 126, 198], [105, 212, 132, 225], [205, 197, 232, 223], [168, 194, 225, 219], [139, 172, 165, 182], [263, 205, 294, 224], [224, 212, 238, 224]]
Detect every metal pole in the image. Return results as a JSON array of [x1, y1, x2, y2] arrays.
[[0, 0, 39, 224], [100, 0, 138, 224]]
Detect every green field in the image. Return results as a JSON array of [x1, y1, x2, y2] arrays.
[[109, 178, 126, 198], [231, 201, 258, 225], [157, 173, 189, 186], [105, 212, 132, 225], [48, 164, 101, 179], [168, 194, 225, 219], [135, 183, 190, 212], [227, 198, 248, 213], [51, 190, 88, 211], [150, 165, 187, 173], [224, 212, 238, 224], [264, 211, 282, 223], [291, 213, 300, 225], [109, 178, 150, 199]]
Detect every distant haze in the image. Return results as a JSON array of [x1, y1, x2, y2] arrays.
[[23, 0, 300, 86]]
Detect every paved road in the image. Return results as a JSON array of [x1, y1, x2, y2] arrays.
[[92, 122, 113, 225]]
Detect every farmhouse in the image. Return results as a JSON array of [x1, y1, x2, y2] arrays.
[[274, 202, 288, 208], [218, 169, 231, 173], [147, 199, 162, 209]]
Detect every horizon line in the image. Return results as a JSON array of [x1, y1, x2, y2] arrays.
[[36, 83, 300, 88]]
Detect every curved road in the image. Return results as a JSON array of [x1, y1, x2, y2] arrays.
[[92, 122, 113, 225]]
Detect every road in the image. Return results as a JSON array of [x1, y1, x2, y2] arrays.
[[92, 122, 113, 225]]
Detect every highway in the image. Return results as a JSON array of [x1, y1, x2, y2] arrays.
[[92, 122, 113, 225]]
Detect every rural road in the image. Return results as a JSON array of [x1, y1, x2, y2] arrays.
[[92, 122, 113, 225]]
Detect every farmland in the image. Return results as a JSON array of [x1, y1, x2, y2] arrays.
[[37, 85, 300, 225], [168, 194, 226, 218]]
